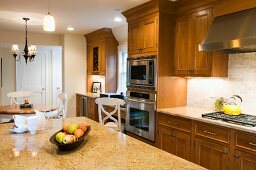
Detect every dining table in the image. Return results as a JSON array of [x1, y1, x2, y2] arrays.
[[0, 104, 56, 122]]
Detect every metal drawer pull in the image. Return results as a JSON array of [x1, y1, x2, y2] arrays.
[[249, 142, 256, 146], [167, 121, 178, 125], [223, 150, 228, 154], [235, 154, 240, 158], [203, 130, 217, 136]]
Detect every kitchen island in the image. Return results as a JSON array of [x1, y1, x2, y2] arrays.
[[0, 117, 204, 170]]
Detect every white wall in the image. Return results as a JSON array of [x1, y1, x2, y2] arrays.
[[62, 34, 86, 117], [187, 52, 256, 115]]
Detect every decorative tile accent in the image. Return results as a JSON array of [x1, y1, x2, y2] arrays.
[[187, 52, 256, 115]]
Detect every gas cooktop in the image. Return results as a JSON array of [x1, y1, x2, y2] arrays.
[[202, 112, 256, 127]]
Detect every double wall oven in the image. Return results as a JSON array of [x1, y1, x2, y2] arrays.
[[126, 56, 157, 141]]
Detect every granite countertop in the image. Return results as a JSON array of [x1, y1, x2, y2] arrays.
[[157, 107, 256, 134], [0, 117, 204, 170]]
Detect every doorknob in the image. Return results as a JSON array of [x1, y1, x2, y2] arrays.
[[42, 88, 46, 91]]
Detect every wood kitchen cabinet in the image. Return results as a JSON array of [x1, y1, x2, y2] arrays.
[[234, 150, 256, 170], [234, 131, 256, 170], [157, 112, 192, 161], [128, 14, 158, 56], [194, 137, 230, 170], [158, 125, 191, 161], [174, 8, 228, 77], [87, 97, 98, 122], [85, 28, 118, 92], [156, 112, 256, 169]]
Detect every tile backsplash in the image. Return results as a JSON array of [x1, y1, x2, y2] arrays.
[[187, 52, 256, 115]]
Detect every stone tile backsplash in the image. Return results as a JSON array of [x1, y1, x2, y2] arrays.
[[187, 52, 256, 115]]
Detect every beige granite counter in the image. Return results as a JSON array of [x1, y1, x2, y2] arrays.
[[0, 117, 204, 170], [77, 92, 100, 98], [157, 107, 256, 134]]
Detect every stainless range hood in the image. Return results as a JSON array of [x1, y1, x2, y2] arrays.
[[199, 8, 256, 53]]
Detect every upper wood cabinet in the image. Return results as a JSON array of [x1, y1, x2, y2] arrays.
[[85, 28, 118, 92], [128, 14, 158, 57], [174, 8, 228, 77]]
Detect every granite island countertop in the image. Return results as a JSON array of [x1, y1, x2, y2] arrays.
[[0, 117, 204, 170], [157, 107, 256, 134]]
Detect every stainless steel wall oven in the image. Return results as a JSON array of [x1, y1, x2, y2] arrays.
[[126, 91, 156, 141]]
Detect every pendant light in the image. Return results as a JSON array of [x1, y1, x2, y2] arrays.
[[43, 0, 55, 31]]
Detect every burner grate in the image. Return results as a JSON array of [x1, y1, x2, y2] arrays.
[[202, 112, 256, 127]]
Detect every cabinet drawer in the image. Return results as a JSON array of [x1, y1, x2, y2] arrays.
[[158, 113, 191, 132], [236, 131, 256, 152], [195, 122, 230, 144]]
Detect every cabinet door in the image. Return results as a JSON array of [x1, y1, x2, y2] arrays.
[[99, 40, 106, 75], [158, 125, 191, 161], [192, 8, 212, 76], [234, 150, 256, 170], [92, 41, 101, 74], [87, 42, 93, 75], [87, 98, 98, 121], [142, 15, 158, 54], [194, 138, 229, 170], [128, 20, 143, 55], [174, 14, 193, 75]]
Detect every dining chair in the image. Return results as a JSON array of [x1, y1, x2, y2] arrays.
[[95, 97, 125, 132], [7, 91, 33, 105], [44, 92, 67, 119]]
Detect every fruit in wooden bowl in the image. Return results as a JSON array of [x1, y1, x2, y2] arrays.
[[49, 123, 91, 151]]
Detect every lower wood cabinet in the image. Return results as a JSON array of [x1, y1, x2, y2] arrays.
[[194, 137, 230, 170], [158, 125, 191, 161], [234, 149, 256, 170], [156, 112, 256, 170], [87, 97, 98, 122]]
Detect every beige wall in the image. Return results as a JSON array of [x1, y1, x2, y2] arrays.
[[187, 52, 256, 115], [62, 34, 86, 117], [0, 29, 61, 46]]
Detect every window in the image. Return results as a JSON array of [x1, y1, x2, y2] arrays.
[[117, 49, 127, 95]]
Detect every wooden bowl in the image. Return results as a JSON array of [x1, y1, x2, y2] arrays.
[[49, 126, 91, 151]]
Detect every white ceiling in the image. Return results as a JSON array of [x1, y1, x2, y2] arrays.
[[0, 0, 150, 35]]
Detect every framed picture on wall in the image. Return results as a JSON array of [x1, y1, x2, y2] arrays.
[[92, 82, 101, 93]]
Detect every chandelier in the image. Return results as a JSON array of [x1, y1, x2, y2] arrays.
[[11, 18, 37, 64]]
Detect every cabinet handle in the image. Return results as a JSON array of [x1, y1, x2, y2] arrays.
[[235, 154, 240, 158], [223, 150, 228, 154], [249, 142, 256, 147], [167, 121, 178, 125], [203, 130, 217, 136]]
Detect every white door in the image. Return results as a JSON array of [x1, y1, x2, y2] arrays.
[[16, 46, 62, 106]]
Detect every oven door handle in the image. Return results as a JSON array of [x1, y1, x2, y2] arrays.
[[126, 97, 155, 105]]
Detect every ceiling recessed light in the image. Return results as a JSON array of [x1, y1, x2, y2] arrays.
[[113, 17, 123, 22], [67, 27, 74, 31]]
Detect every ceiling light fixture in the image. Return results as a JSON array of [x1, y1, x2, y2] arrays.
[[67, 27, 74, 31], [43, 0, 55, 31], [113, 9, 123, 23], [113, 17, 123, 22], [11, 18, 37, 64]]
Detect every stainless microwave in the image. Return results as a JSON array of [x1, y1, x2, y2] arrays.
[[127, 57, 156, 89]]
